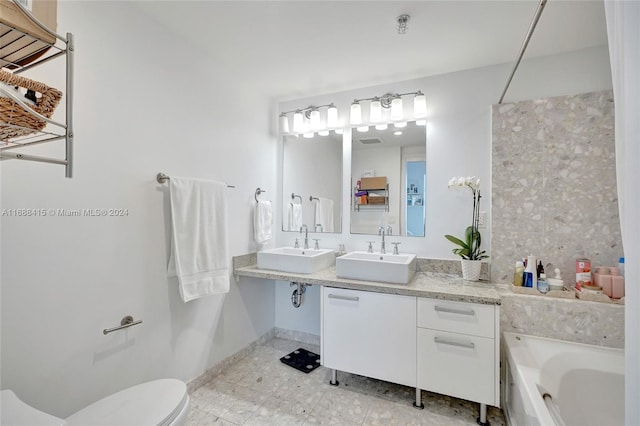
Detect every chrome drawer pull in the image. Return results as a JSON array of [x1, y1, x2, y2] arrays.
[[434, 336, 475, 349], [328, 294, 359, 302], [434, 305, 475, 316]]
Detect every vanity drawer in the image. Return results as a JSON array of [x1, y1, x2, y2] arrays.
[[417, 328, 495, 405], [417, 298, 494, 338]]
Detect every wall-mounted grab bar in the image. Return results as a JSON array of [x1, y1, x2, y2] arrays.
[[156, 172, 235, 188], [103, 315, 142, 335], [310, 196, 319, 202], [255, 187, 266, 203], [291, 193, 302, 204]]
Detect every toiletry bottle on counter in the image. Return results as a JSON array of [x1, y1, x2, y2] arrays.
[[619, 257, 625, 278], [537, 273, 549, 294], [524, 255, 537, 288], [513, 261, 524, 286]]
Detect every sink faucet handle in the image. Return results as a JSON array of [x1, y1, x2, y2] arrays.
[[387, 225, 393, 235], [313, 239, 320, 249], [391, 242, 401, 255], [294, 238, 299, 248], [366, 241, 375, 253]]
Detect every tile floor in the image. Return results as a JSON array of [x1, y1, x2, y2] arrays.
[[186, 338, 506, 425]]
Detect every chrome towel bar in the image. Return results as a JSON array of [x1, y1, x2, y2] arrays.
[[103, 315, 142, 335], [156, 172, 235, 188]]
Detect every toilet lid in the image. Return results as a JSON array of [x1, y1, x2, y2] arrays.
[[0, 389, 66, 426], [65, 379, 188, 426]]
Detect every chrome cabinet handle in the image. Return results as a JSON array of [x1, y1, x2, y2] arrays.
[[434, 305, 475, 316], [434, 336, 475, 349], [328, 294, 359, 302]]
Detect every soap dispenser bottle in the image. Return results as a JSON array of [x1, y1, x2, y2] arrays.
[[513, 261, 524, 286], [524, 255, 537, 288]]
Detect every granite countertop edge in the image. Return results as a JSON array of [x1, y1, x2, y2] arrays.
[[234, 265, 501, 305]]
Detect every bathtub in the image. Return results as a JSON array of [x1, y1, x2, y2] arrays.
[[501, 332, 624, 426]]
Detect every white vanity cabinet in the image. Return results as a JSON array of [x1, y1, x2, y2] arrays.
[[416, 298, 500, 407], [321, 286, 417, 387]]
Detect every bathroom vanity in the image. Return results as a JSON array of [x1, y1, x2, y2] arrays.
[[233, 257, 501, 422]]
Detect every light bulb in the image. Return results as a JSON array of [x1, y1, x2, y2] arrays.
[[394, 121, 407, 128], [327, 105, 338, 128], [350, 102, 362, 125], [279, 114, 289, 133], [292, 111, 304, 133], [370, 99, 382, 122], [394, 131, 403, 136], [303, 132, 314, 138], [310, 109, 321, 131], [390, 97, 403, 121], [416, 119, 427, 126], [357, 126, 369, 132], [414, 92, 427, 118], [375, 123, 388, 130], [335, 128, 344, 135], [318, 130, 329, 136]]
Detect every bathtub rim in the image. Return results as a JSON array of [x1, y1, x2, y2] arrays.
[[501, 332, 625, 426]]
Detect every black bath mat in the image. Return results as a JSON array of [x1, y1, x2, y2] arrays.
[[280, 348, 321, 374]]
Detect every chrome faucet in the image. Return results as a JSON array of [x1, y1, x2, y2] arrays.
[[386, 225, 393, 236], [300, 225, 309, 249], [378, 226, 386, 254]]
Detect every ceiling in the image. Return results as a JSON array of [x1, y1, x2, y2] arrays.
[[133, 1, 608, 101]]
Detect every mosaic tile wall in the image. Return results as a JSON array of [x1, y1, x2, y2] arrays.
[[491, 90, 621, 285]]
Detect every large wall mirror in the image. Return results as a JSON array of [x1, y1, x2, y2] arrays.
[[282, 133, 343, 233], [351, 121, 426, 237]]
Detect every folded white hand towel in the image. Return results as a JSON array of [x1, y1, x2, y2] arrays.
[[167, 177, 229, 302], [288, 203, 303, 231], [254, 200, 272, 244], [314, 197, 334, 232]]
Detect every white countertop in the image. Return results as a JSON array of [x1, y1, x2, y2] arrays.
[[234, 264, 501, 305]]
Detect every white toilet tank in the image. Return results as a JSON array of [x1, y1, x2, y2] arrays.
[[1, 379, 189, 426]]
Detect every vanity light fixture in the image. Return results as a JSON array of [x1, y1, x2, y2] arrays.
[[394, 130, 403, 136], [394, 121, 407, 128], [349, 90, 425, 125], [318, 130, 330, 136], [309, 108, 321, 131], [279, 113, 290, 133], [303, 132, 315, 139], [350, 102, 363, 125], [357, 126, 369, 132], [370, 98, 382, 122], [375, 123, 388, 130], [280, 103, 338, 134], [416, 119, 427, 126]]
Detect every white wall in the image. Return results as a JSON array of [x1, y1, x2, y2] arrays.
[[0, 2, 277, 417], [275, 46, 612, 334]]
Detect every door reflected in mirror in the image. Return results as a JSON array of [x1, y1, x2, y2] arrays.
[[282, 132, 343, 233], [351, 122, 426, 237]]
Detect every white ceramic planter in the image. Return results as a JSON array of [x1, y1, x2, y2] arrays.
[[461, 259, 482, 281]]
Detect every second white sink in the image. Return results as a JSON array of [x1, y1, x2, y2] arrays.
[[257, 247, 335, 274], [336, 251, 417, 284]]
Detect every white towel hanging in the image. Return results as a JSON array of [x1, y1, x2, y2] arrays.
[[254, 200, 273, 244], [167, 177, 230, 302]]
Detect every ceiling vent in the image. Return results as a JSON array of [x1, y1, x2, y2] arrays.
[[358, 137, 384, 145]]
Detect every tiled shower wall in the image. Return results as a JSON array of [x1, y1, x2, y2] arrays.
[[491, 90, 621, 285]]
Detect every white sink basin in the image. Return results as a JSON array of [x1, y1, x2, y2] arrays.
[[257, 247, 335, 274], [336, 251, 417, 284]]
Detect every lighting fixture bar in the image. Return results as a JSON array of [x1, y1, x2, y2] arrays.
[[349, 90, 426, 125], [279, 103, 338, 134]]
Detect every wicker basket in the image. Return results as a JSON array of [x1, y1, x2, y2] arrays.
[[0, 68, 62, 142]]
